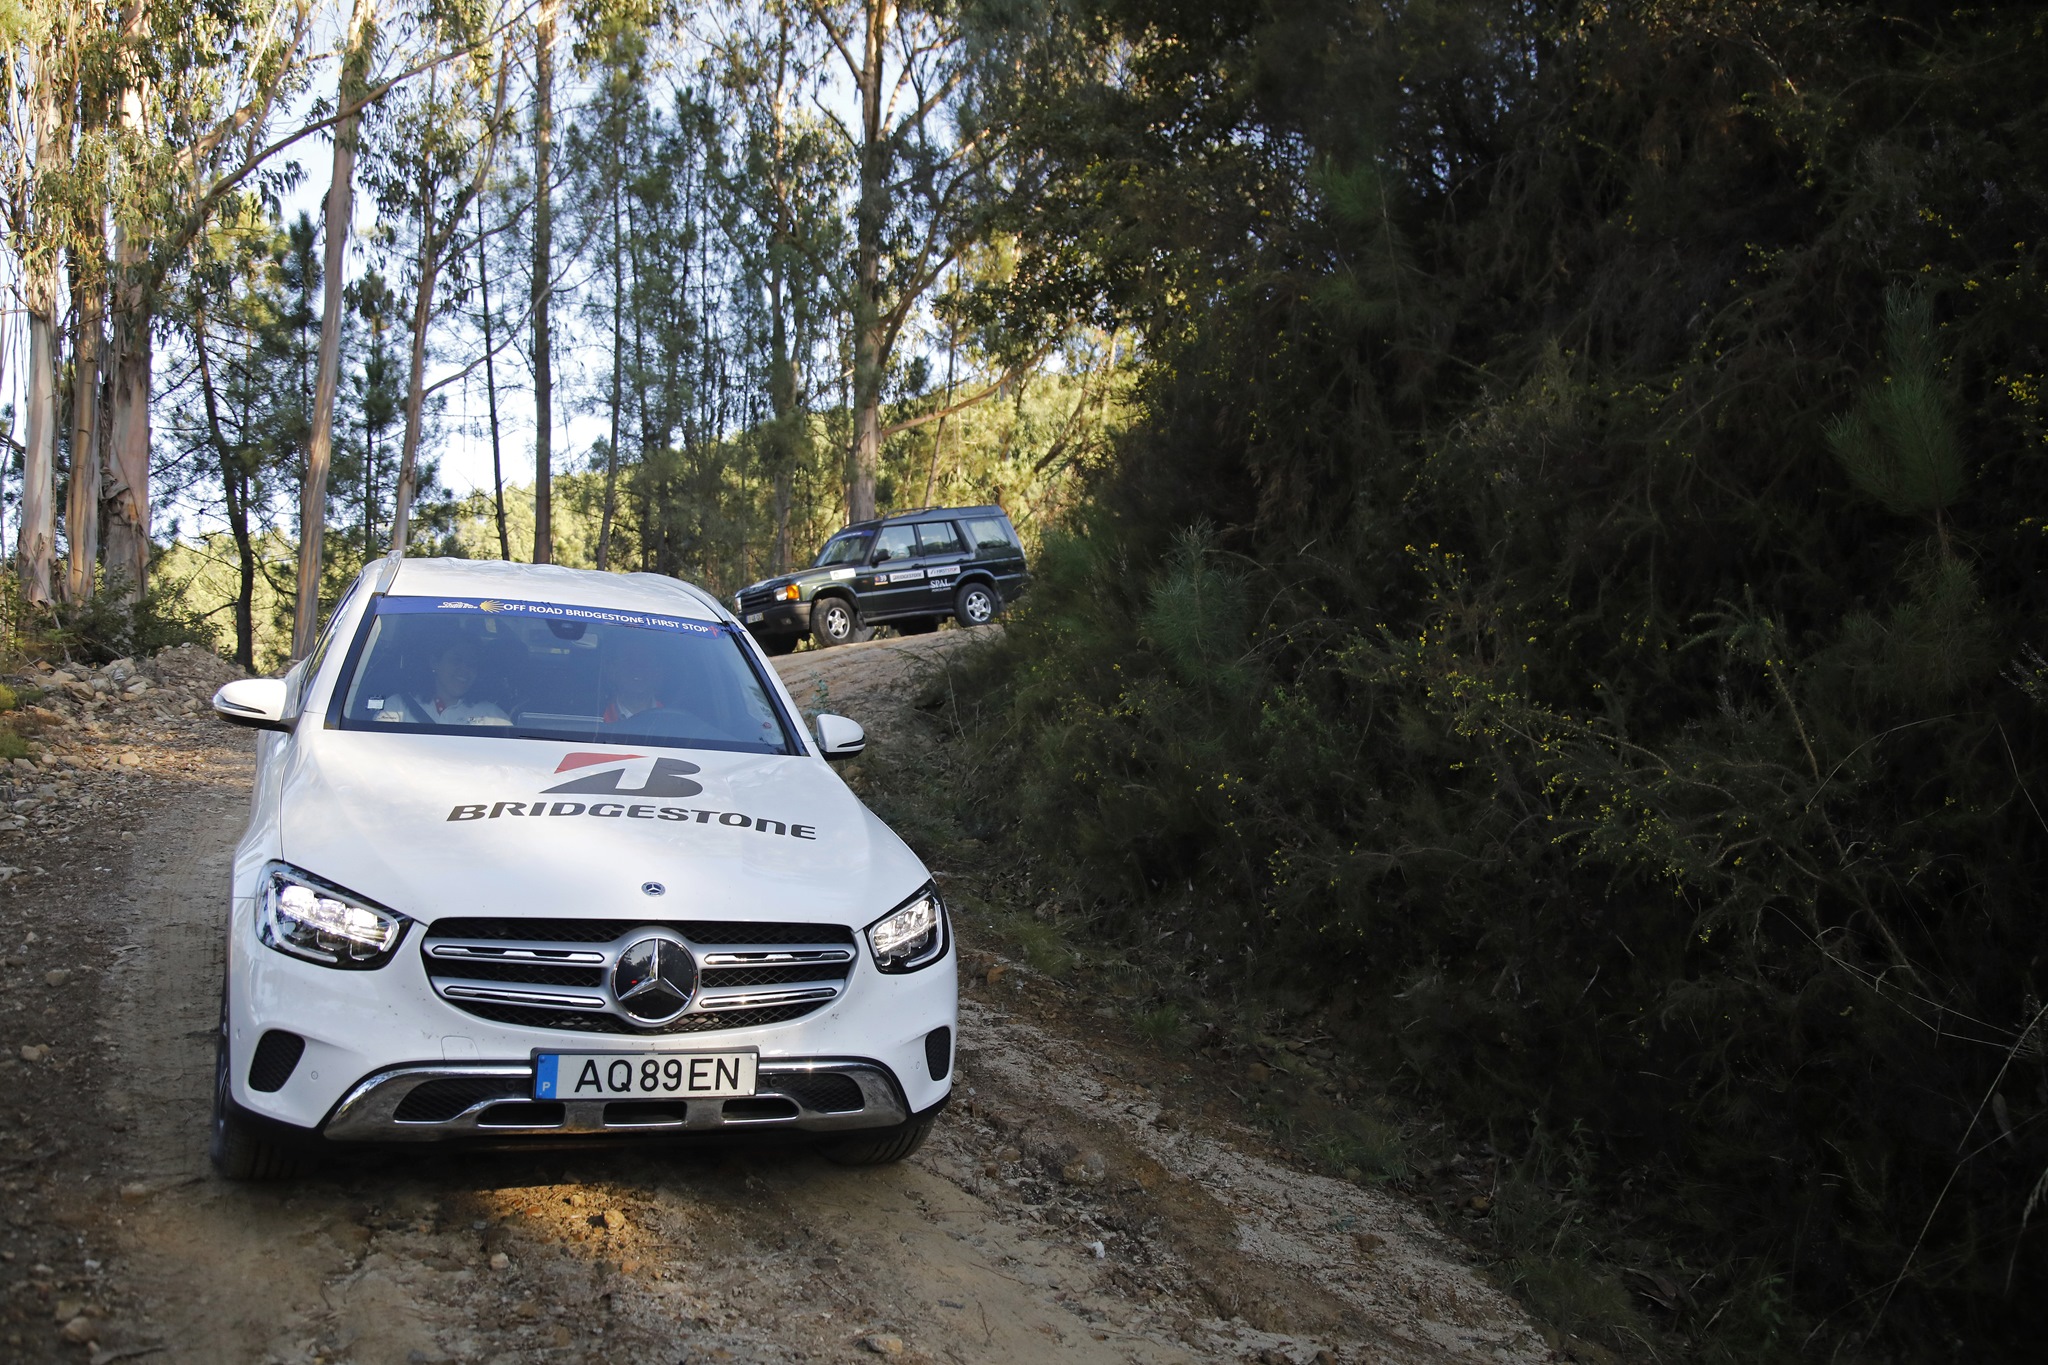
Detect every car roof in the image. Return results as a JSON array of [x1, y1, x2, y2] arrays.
[[383, 558, 727, 622], [839, 505, 1008, 534]]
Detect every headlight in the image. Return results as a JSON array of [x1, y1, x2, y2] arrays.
[[865, 884, 948, 973], [259, 863, 409, 969], [780, 584, 802, 601]]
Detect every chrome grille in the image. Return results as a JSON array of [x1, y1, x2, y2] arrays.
[[421, 918, 856, 1035]]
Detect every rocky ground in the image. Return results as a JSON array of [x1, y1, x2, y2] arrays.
[[0, 633, 1547, 1364]]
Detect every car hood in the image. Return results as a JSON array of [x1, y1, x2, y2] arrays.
[[741, 566, 851, 595], [276, 729, 926, 928]]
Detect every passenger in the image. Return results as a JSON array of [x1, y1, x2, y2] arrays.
[[377, 639, 511, 726], [602, 631, 666, 724]]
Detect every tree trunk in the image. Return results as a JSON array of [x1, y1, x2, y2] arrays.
[[766, 19, 799, 573], [387, 185, 440, 553], [17, 41, 66, 607], [628, 193, 647, 572], [191, 315, 255, 670], [101, 267, 150, 600], [846, 0, 893, 525], [363, 361, 377, 551], [596, 177, 623, 571], [20, 275, 59, 607], [387, 56, 509, 555], [478, 197, 510, 560], [292, 0, 371, 657], [101, 1, 152, 602], [769, 279, 796, 573], [530, 0, 559, 565], [921, 268, 959, 507], [16, 43, 62, 605], [64, 252, 104, 603]]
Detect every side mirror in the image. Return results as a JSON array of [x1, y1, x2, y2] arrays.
[[213, 678, 292, 732], [813, 713, 866, 762]]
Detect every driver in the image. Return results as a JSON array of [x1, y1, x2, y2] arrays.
[[377, 638, 511, 726], [602, 631, 665, 724]]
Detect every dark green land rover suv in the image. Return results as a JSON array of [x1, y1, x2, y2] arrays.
[[733, 505, 1028, 653]]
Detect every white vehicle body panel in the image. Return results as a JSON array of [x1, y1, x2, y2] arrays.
[[219, 558, 955, 1144]]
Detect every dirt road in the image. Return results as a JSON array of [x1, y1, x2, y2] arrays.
[[0, 634, 1544, 1364]]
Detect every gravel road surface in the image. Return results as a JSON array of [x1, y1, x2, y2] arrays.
[[0, 633, 1544, 1364]]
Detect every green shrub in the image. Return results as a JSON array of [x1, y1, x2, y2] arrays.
[[951, 1, 2048, 1352], [41, 573, 221, 664], [1311, 1113, 1409, 1185]]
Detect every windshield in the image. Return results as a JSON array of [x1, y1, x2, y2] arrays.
[[331, 595, 795, 755], [813, 531, 872, 567]]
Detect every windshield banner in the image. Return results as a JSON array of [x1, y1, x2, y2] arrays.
[[378, 595, 724, 636]]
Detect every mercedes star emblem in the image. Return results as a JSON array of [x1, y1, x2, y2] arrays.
[[611, 937, 696, 1024], [641, 881, 666, 897]]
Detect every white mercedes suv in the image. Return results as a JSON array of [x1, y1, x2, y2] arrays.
[[207, 556, 955, 1178]]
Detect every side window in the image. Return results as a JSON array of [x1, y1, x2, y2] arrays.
[[872, 525, 918, 564], [965, 517, 1016, 555], [915, 521, 965, 556]]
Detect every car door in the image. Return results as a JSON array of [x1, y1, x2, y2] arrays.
[[859, 523, 923, 618], [914, 520, 970, 609]]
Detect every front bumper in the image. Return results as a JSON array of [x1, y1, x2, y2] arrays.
[[738, 601, 810, 638], [323, 1057, 909, 1141], [225, 896, 957, 1140]]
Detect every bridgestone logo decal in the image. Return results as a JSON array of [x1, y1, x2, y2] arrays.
[[543, 754, 704, 798], [445, 801, 814, 838], [444, 750, 816, 837]]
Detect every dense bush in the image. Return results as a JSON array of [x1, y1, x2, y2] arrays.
[[3, 571, 222, 667], [963, 0, 2048, 1353]]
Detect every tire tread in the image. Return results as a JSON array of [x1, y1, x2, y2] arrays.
[[819, 1113, 936, 1166]]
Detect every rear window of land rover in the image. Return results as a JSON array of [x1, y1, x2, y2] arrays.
[[966, 518, 1017, 554]]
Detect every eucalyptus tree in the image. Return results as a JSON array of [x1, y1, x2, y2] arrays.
[[529, 0, 561, 564], [708, 0, 846, 572], [65, 182, 109, 604], [563, 0, 663, 571], [2, 10, 69, 604], [0, 0, 123, 604], [471, 193, 511, 559], [800, 0, 992, 524], [365, 7, 513, 553], [97, 0, 320, 602], [60, 0, 117, 604], [292, 0, 376, 657]]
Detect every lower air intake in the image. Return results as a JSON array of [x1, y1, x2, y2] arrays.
[[924, 1026, 953, 1081], [248, 1031, 306, 1093]]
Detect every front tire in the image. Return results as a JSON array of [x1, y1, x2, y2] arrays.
[[811, 597, 869, 648], [954, 582, 999, 628], [757, 633, 799, 657], [210, 995, 303, 1181], [818, 1113, 936, 1167]]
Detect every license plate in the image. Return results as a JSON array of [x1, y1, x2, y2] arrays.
[[745, 612, 765, 623], [533, 1051, 757, 1100]]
